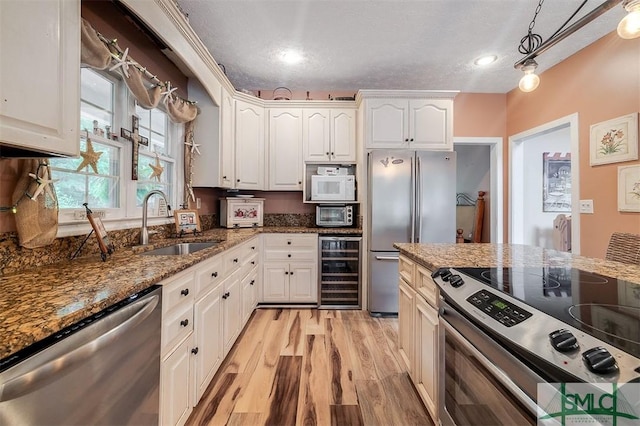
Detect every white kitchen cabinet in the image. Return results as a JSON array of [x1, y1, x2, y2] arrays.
[[222, 271, 242, 354], [235, 99, 265, 190], [303, 108, 356, 162], [360, 91, 455, 151], [220, 87, 235, 188], [0, 0, 80, 156], [415, 295, 439, 422], [241, 267, 259, 325], [193, 282, 223, 402], [398, 277, 416, 377], [160, 334, 194, 426], [189, 79, 221, 187], [262, 233, 318, 303], [268, 108, 303, 190]]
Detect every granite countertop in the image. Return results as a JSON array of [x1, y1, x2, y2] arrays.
[[394, 243, 640, 284], [0, 226, 361, 363]]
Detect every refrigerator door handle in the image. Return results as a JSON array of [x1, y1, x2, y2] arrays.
[[374, 255, 400, 261], [416, 156, 422, 243], [410, 156, 415, 243]]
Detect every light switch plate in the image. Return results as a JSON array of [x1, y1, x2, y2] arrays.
[[579, 199, 594, 214]]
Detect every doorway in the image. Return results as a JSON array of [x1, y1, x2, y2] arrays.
[[509, 113, 580, 254], [453, 137, 503, 243]]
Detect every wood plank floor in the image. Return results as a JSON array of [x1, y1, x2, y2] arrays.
[[186, 309, 434, 426]]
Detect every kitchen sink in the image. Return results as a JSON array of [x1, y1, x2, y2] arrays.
[[141, 242, 219, 256]]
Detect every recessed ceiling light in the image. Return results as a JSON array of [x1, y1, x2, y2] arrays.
[[280, 50, 304, 65], [474, 55, 498, 66]]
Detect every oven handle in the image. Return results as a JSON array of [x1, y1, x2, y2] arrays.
[[440, 312, 539, 417]]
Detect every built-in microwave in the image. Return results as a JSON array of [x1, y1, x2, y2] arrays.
[[316, 204, 354, 227], [311, 175, 356, 201]]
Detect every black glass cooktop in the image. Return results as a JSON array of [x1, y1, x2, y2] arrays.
[[455, 267, 640, 358]]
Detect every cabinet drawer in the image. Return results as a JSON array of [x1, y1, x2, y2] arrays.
[[195, 255, 223, 299], [263, 249, 316, 262], [398, 255, 415, 287], [239, 238, 259, 262], [224, 246, 242, 275], [239, 251, 259, 280], [162, 301, 193, 357], [263, 233, 317, 249], [416, 265, 439, 308], [162, 269, 195, 314]]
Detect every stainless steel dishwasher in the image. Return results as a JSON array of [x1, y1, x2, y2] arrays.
[[0, 285, 162, 425]]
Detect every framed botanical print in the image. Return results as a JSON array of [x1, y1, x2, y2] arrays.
[[590, 113, 638, 166], [618, 165, 640, 212]]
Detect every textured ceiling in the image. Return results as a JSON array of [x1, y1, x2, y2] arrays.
[[177, 0, 626, 94]]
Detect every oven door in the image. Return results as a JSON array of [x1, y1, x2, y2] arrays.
[[439, 301, 542, 426]]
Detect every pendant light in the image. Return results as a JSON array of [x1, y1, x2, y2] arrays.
[[518, 59, 540, 92], [618, 0, 640, 39]]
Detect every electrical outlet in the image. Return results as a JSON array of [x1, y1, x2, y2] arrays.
[[196, 198, 201, 209], [579, 199, 594, 214]]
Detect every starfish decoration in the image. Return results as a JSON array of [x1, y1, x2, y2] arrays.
[[28, 170, 59, 201], [76, 134, 103, 174], [185, 138, 201, 156], [109, 47, 132, 78], [149, 153, 164, 182], [161, 81, 177, 106]]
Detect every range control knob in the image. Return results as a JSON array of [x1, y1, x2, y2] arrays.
[[549, 329, 579, 352], [449, 274, 464, 288], [431, 268, 449, 279], [582, 347, 619, 375]]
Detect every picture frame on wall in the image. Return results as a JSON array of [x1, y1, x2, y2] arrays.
[[618, 165, 640, 212], [542, 152, 571, 212], [174, 209, 201, 233], [589, 113, 638, 166]]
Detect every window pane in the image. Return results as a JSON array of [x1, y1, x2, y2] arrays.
[[53, 171, 87, 208], [151, 109, 166, 135], [136, 105, 151, 128], [81, 69, 113, 111], [150, 133, 166, 155], [80, 102, 112, 134]]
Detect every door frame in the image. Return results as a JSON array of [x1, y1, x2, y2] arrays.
[[453, 137, 504, 243], [508, 113, 580, 254]]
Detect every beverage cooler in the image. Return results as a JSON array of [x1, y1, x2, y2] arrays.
[[318, 236, 362, 309]]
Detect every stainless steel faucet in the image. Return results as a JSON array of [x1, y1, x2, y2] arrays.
[[140, 190, 169, 245]]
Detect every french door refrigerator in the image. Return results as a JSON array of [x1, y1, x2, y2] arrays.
[[368, 150, 456, 314]]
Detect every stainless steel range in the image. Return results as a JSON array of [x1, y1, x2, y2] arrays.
[[432, 266, 640, 426]]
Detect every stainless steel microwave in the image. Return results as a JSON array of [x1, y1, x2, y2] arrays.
[[316, 205, 354, 227]]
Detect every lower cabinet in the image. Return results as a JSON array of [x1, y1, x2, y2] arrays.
[[193, 283, 224, 402], [222, 271, 242, 354], [241, 267, 259, 325], [398, 254, 439, 425], [161, 334, 195, 426]]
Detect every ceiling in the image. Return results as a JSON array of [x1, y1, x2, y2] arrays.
[[176, 0, 626, 94]]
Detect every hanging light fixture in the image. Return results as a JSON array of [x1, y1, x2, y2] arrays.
[[518, 59, 540, 92], [618, 0, 640, 39]]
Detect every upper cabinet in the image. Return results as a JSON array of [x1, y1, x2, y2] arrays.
[[235, 99, 265, 190], [189, 79, 221, 188], [359, 91, 457, 151], [268, 108, 303, 190], [0, 0, 80, 156], [219, 87, 235, 189], [303, 108, 356, 163]]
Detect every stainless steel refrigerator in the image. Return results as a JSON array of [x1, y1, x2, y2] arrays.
[[368, 150, 456, 314]]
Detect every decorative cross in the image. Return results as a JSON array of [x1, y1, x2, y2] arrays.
[[120, 115, 149, 180]]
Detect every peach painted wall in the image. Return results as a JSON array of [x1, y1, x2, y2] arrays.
[[506, 31, 640, 258], [454, 93, 507, 138]]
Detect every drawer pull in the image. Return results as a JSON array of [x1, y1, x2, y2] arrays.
[[251, 261, 255, 265], [222, 292, 230, 299], [290, 271, 294, 276], [211, 272, 218, 278], [233, 258, 239, 263], [287, 254, 292, 258], [251, 246, 255, 250], [250, 280, 255, 285], [191, 347, 199, 355], [180, 319, 189, 327], [287, 241, 292, 245], [285, 271, 289, 275], [180, 288, 189, 296]]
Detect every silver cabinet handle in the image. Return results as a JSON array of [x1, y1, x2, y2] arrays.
[[375, 256, 399, 261], [0, 294, 159, 402]]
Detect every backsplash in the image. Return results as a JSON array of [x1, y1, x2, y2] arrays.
[[0, 213, 319, 275]]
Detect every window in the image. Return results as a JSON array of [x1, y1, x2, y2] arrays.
[[50, 68, 182, 231]]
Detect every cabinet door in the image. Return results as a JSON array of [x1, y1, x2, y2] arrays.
[[220, 88, 235, 188], [262, 262, 290, 302], [366, 98, 408, 149], [330, 109, 356, 162], [268, 108, 302, 190], [0, 0, 80, 156], [241, 269, 258, 325], [303, 109, 330, 162], [415, 296, 439, 422], [193, 284, 224, 403], [398, 278, 416, 376], [235, 100, 265, 189], [409, 99, 453, 150], [222, 273, 242, 354], [160, 334, 194, 426], [289, 262, 317, 303]]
